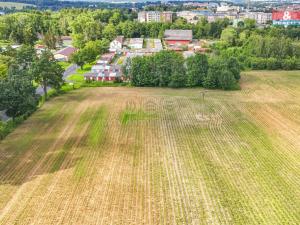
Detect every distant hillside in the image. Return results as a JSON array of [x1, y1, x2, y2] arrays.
[[0, 1, 35, 9]]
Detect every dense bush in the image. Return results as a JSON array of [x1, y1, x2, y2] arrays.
[[249, 57, 299, 70], [203, 57, 239, 90], [130, 51, 186, 88], [128, 51, 240, 90], [0, 113, 29, 140]]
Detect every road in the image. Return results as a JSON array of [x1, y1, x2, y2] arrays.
[[63, 64, 79, 81]]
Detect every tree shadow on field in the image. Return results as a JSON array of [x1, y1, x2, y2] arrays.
[[0, 135, 88, 186]]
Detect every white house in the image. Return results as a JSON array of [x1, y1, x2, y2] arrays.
[[109, 36, 124, 53]]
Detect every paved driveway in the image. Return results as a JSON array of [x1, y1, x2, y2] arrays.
[[63, 64, 79, 81]]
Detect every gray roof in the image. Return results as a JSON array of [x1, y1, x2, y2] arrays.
[[55, 46, 77, 57], [164, 30, 193, 41]]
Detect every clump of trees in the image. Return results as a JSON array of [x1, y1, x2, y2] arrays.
[[71, 39, 109, 68], [126, 51, 240, 90], [128, 51, 186, 88], [0, 45, 64, 118], [215, 31, 300, 71]]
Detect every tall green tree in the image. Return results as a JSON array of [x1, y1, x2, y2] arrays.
[[220, 27, 238, 46], [30, 50, 64, 99], [43, 32, 57, 49], [186, 53, 208, 87], [0, 76, 38, 118]]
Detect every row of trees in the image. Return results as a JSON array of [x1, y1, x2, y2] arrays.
[[125, 51, 240, 90], [215, 26, 300, 70], [0, 45, 64, 118], [0, 9, 232, 47]]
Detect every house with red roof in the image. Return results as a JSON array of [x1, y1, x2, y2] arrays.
[[164, 30, 193, 47]]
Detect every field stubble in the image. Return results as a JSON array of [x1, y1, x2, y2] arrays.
[[0, 71, 299, 224]]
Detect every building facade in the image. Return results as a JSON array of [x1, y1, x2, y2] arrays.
[[244, 12, 272, 24], [109, 36, 124, 53], [272, 10, 300, 26], [138, 11, 173, 23], [164, 30, 193, 47]]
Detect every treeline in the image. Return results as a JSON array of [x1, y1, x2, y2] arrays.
[[215, 26, 300, 71], [124, 51, 240, 90], [0, 0, 145, 11], [1, 9, 299, 52], [0, 9, 230, 47]]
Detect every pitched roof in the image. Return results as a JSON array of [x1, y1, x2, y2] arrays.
[[55, 46, 77, 57], [60, 36, 72, 41], [115, 36, 124, 44], [164, 30, 193, 41]]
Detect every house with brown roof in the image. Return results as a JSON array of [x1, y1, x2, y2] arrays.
[[54, 46, 77, 62]]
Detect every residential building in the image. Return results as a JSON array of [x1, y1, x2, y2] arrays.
[[207, 13, 235, 22], [109, 36, 124, 53], [177, 11, 200, 24], [54, 46, 77, 62], [85, 65, 122, 81], [161, 11, 173, 23], [138, 11, 173, 23], [245, 12, 272, 24], [97, 53, 115, 65], [217, 5, 241, 13], [138, 11, 147, 22], [164, 30, 193, 46], [128, 38, 144, 49], [147, 11, 161, 22]]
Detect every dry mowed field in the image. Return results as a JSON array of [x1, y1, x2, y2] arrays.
[[0, 71, 300, 224]]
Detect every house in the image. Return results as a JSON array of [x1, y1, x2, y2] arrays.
[[161, 11, 173, 23], [128, 38, 144, 49], [54, 46, 77, 62], [59, 36, 73, 47], [85, 65, 122, 81], [164, 30, 193, 46], [97, 53, 115, 64], [109, 36, 124, 53], [91, 64, 111, 73]]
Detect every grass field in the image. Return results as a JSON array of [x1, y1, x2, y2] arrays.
[[0, 71, 299, 224], [0, 2, 35, 9]]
